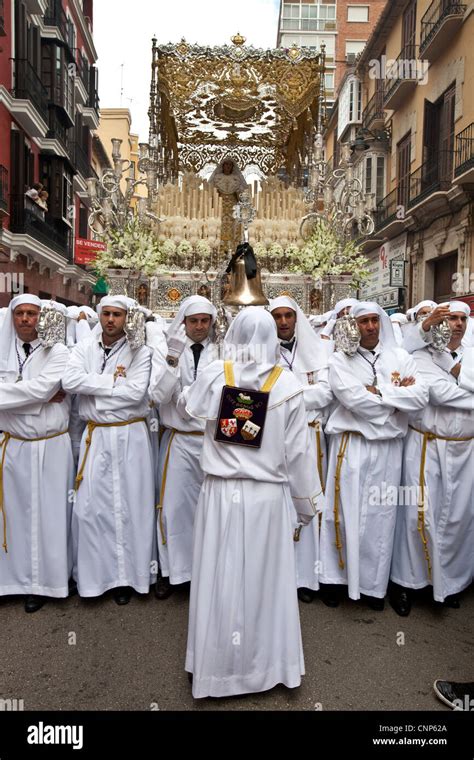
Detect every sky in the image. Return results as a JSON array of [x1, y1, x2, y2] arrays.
[[93, 0, 281, 142]]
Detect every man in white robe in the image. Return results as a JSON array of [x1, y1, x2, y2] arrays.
[[270, 296, 330, 603], [390, 301, 473, 615], [149, 295, 217, 599], [0, 295, 74, 612], [319, 302, 429, 609], [181, 307, 322, 698], [62, 296, 155, 605]]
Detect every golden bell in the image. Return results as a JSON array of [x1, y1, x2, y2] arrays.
[[223, 257, 269, 307]]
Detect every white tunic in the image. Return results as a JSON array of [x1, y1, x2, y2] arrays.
[[62, 334, 155, 596], [0, 339, 74, 597], [278, 342, 332, 591], [391, 346, 474, 600], [183, 363, 321, 698], [149, 337, 215, 584], [320, 345, 429, 599]]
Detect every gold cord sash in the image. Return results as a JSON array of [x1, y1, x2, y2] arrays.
[[409, 425, 473, 581], [333, 431, 362, 570], [157, 428, 205, 546], [0, 429, 69, 553], [74, 417, 146, 492]]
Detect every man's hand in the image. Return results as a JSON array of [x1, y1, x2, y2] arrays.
[[48, 389, 66, 403], [77, 311, 87, 321], [450, 362, 461, 379], [366, 385, 379, 394], [166, 323, 187, 359], [421, 305, 450, 332], [399, 376, 416, 387]]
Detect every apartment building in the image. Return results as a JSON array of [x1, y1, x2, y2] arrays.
[[325, 0, 473, 311], [0, 0, 100, 307]]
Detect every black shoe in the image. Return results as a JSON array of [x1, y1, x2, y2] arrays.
[[113, 586, 132, 605], [389, 585, 411, 617], [154, 575, 173, 600], [297, 587, 314, 604], [365, 595, 385, 611], [433, 680, 474, 710], [187, 672, 193, 685], [24, 595, 46, 613], [320, 586, 340, 608], [443, 594, 461, 609], [68, 579, 78, 597]]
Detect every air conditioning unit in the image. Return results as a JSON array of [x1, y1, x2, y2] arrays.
[[346, 53, 357, 64]]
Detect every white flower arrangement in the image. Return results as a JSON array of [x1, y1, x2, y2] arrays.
[[269, 243, 284, 258], [94, 217, 166, 278], [289, 220, 370, 290], [196, 240, 211, 256], [253, 242, 267, 257], [177, 240, 193, 255]]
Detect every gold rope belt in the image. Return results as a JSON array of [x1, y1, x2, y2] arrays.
[[333, 431, 362, 570], [157, 428, 205, 546], [74, 417, 146, 492], [0, 429, 69, 554], [308, 420, 325, 494], [409, 425, 473, 581]]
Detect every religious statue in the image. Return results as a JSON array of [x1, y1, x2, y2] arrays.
[[137, 283, 149, 307], [209, 157, 248, 256], [197, 284, 212, 300]]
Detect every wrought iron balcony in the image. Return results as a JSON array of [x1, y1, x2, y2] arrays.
[[74, 142, 92, 179], [383, 45, 419, 111], [74, 50, 90, 92], [11, 59, 49, 123], [362, 89, 385, 131], [408, 150, 454, 209], [46, 107, 73, 156], [454, 122, 474, 182], [420, 0, 465, 62], [10, 194, 72, 260], [44, 0, 75, 59], [0, 165, 8, 212], [374, 187, 399, 232]]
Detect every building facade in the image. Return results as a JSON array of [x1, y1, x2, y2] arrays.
[[324, 0, 473, 311], [0, 0, 100, 307], [277, 0, 386, 105]]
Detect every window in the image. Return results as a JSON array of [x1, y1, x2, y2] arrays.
[[347, 5, 369, 22], [325, 73, 335, 91], [364, 155, 386, 203], [346, 40, 367, 56], [42, 43, 75, 123], [281, 3, 336, 31], [349, 79, 362, 122], [397, 132, 411, 210], [62, 168, 73, 224]]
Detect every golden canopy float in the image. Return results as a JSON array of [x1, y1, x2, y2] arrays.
[[99, 34, 331, 315]]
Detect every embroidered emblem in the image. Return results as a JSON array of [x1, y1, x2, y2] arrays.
[[220, 418, 238, 437], [114, 365, 127, 380], [391, 371, 401, 386]]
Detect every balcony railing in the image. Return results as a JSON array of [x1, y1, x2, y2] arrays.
[[420, 0, 466, 55], [383, 45, 419, 109], [455, 122, 474, 177], [11, 59, 49, 123], [0, 165, 8, 211], [0, 0, 5, 36], [409, 150, 454, 208], [47, 107, 73, 156], [10, 194, 72, 260], [362, 89, 385, 129], [87, 67, 99, 111], [74, 50, 90, 92], [374, 187, 399, 231], [74, 142, 92, 178], [44, 1, 75, 58]]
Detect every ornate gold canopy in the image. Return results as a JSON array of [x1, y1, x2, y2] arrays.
[[148, 34, 326, 180]]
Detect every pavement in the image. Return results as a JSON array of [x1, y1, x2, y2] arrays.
[[1, 583, 473, 712]]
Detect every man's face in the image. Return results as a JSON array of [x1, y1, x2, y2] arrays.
[[415, 306, 432, 319], [100, 307, 127, 342], [13, 304, 40, 342], [356, 314, 380, 349], [447, 312, 467, 347], [272, 307, 296, 341], [222, 161, 233, 175], [337, 306, 352, 317], [184, 313, 212, 343]]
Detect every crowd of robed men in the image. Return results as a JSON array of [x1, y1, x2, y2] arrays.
[[0, 290, 472, 700]]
